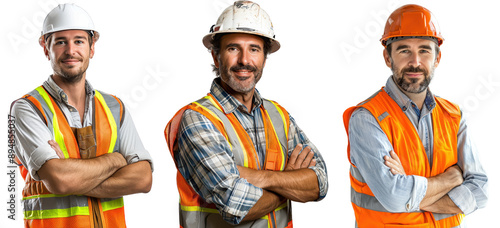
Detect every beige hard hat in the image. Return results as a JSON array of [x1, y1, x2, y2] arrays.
[[39, 3, 99, 47], [202, 1, 280, 53]]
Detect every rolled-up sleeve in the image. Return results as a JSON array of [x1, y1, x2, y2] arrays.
[[118, 108, 153, 170], [348, 108, 427, 212], [447, 113, 488, 215], [287, 115, 328, 201], [176, 109, 263, 225], [11, 99, 59, 181]]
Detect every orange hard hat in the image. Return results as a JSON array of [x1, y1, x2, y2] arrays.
[[380, 4, 444, 47]]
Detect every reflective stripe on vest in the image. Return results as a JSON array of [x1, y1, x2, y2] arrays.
[[165, 94, 292, 228], [343, 89, 463, 228], [19, 86, 125, 228]]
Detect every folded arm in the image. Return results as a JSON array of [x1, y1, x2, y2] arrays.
[[84, 160, 152, 198], [242, 190, 283, 221], [238, 144, 319, 202], [381, 111, 488, 215], [38, 141, 127, 195], [385, 151, 463, 213]]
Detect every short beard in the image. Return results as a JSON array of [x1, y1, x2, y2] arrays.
[[52, 57, 86, 84], [217, 61, 262, 94], [392, 62, 434, 94], [56, 71, 85, 84]]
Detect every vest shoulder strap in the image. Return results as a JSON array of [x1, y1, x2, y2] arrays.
[[262, 99, 290, 152], [95, 90, 125, 127], [194, 97, 247, 166]]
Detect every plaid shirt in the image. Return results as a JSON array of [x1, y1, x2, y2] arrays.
[[175, 78, 328, 224]]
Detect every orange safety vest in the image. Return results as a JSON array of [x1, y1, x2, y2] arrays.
[[343, 89, 464, 228], [165, 94, 293, 228], [15, 86, 126, 228]]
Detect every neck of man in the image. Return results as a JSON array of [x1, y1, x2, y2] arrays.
[[220, 81, 255, 112]]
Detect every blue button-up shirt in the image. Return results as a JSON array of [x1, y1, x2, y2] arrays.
[[175, 78, 328, 224], [348, 76, 488, 216]]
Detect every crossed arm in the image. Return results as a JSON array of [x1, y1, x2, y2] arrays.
[[239, 144, 319, 221], [175, 109, 327, 224], [38, 140, 152, 198], [349, 107, 487, 214], [384, 151, 463, 213]]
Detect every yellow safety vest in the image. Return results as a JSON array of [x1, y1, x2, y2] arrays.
[[16, 86, 126, 228]]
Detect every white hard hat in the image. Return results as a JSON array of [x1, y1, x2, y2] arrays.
[[202, 1, 280, 53], [39, 3, 99, 47]]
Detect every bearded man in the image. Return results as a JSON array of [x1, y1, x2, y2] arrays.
[[343, 4, 488, 228]]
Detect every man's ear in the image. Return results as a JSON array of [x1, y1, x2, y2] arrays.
[[211, 50, 219, 68], [89, 39, 95, 59], [383, 48, 392, 68], [43, 42, 50, 60], [434, 51, 441, 68]]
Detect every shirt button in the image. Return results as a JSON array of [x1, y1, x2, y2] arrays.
[[402, 106, 407, 111]]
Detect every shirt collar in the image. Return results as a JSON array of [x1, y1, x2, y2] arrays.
[[43, 75, 95, 105], [210, 78, 263, 114], [384, 76, 436, 112]]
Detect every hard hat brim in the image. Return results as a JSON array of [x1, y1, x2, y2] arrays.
[[38, 30, 100, 47], [203, 30, 280, 53], [381, 35, 443, 47]]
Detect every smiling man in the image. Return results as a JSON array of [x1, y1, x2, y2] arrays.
[[10, 4, 153, 227], [343, 4, 488, 228], [164, 1, 328, 227]]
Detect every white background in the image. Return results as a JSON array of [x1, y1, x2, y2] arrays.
[[1, 0, 499, 227]]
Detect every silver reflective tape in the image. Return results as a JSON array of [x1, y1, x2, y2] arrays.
[[378, 112, 390, 122]]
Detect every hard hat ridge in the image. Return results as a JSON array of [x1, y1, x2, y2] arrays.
[[203, 1, 280, 53]]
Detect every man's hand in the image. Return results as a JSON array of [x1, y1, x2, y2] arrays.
[[49, 140, 65, 159], [384, 151, 406, 175], [286, 144, 316, 170], [440, 165, 464, 186]]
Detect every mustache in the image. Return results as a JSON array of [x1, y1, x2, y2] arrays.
[[60, 56, 83, 61], [402, 66, 428, 75], [230, 64, 257, 72]]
